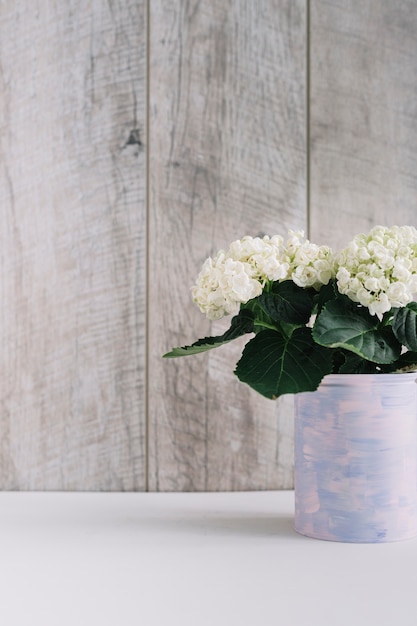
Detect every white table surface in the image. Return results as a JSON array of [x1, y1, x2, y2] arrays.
[[0, 490, 415, 626]]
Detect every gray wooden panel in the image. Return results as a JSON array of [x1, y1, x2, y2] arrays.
[[0, 1, 147, 489], [310, 0, 417, 249], [148, 1, 306, 491]]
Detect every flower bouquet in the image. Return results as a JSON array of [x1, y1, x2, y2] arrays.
[[164, 226, 417, 399]]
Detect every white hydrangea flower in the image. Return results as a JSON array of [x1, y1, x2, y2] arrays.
[[336, 225, 417, 318], [191, 251, 262, 320], [285, 230, 305, 257], [392, 259, 411, 282], [386, 281, 411, 307], [291, 264, 319, 288], [192, 234, 287, 320], [228, 235, 289, 283], [368, 293, 391, 318], [283, 231, 335, 290], [191, 231, 336, 319]]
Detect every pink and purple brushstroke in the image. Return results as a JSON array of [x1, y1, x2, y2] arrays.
[[294, 374, 417, 542]]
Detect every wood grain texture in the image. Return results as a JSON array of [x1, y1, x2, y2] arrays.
[[0, 1, 146, 489], [148, 1, 306, 491], [7, 0, 415, 493], [310, 0, 417, 249]]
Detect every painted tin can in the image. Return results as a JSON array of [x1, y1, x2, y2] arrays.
[[294, 373, 417, 542]]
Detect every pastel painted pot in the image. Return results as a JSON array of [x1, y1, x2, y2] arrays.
[[294, 373, 417, 543]]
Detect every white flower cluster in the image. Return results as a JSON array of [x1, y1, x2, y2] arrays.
[[284, 230, 335, 290], [336, 225, 417, 318], [191, 232, 335, 320], [190, 250, 263, 320]]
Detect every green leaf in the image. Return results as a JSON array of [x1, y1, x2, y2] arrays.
[[241, 297, 278, 333], [382, 351, 417, 373], [313, 278, 339, 314], [234, 327, 333, 399], [392, 303, 417, 351], [313, 300, 401, 364], [163, 309, 254, 358], [336, 352, 380, 374], [256, 280, 314, 325]]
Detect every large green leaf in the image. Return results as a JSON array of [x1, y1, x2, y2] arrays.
[[392, 303, 417, 351], [382, 350, 417, 373], [234, 327, 333, 399], [313, 278, 339, 314], [313, 300, 400, 364], [163, 309, 254, 358], [336, 351, 380, 374], [256, 281, 314, 325]]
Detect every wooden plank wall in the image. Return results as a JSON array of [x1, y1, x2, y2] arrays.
[[0, 0, 416, 490], [309, 0, 417, 248], [0, 1, 147, 490], [148, 0, 306, 491]]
